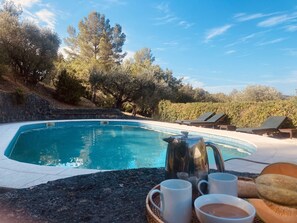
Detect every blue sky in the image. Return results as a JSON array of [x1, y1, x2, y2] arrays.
[[9, 0, 297, 95]]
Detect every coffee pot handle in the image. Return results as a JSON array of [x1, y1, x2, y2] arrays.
[[205, 142, 225, 172]]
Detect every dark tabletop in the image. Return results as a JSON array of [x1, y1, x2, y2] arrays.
[[0, 168, 258, 223]]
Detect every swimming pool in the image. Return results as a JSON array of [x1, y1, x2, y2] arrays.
[[5, 120, 256, 170]]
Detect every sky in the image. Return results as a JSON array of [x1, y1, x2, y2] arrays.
[[7, 0, 297, 95]]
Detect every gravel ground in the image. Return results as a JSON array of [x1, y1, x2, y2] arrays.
[[0, 168, 258, 223]]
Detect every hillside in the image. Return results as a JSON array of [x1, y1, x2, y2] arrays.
[[0, 73, 97, 109]]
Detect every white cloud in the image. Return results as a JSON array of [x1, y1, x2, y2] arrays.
[[256, 38, 286, 46], [19, 8, 39, 24], [89, 0, 126, 10], [233, 13, 245, 18], [258, 13, 297, 27], [163, 41, 178, 46], [225, 34, 255, 47], [225, 50, 236, 55], [235, 13, 268, 22], [282, 48, 297, 56], [205, 24, 232, 42], [104, 0, 126, 4], [123, 50, 135, 61], [225, 30, 270, 48], [11, 0, 57, 30], [182, 78, 205, 88], [155, 2, 170, 14], [154, 47, 165, 51], [191, 80, 205, 88], [181, 76, 190, 81], [178, 20, 194, 29], [154, 14, 178, 25], [58, 46, 70, 58], [35, 9, 56, 29], [11, 0, 40, 8], [154, 2, 194, 29], [285, 25, 297, 32], [24, 13, 39, 24], [240, 33, 257, 42]]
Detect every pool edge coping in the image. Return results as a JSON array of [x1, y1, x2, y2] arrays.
[[0, 119, 297, 189]]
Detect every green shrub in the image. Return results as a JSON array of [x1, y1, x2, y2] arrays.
[[54, 69, 85, 105], [156, 99, 297, 127], [14, 88, 25, 104], [0, 64, 8, 78]]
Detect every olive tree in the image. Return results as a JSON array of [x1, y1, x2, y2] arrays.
[[89, 65, 155, 109], [230, 85, 283, 102], [176, 84, 213, 103], [0, 1, 60, 84]]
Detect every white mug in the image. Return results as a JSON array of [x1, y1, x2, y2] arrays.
[[149, 179, 192, 223], [198, 172, 238, 196]]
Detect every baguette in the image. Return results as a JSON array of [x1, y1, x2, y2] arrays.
[[238, 177, 258, 198]]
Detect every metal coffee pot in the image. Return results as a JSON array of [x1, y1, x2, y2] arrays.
[[163, 131, 225, 192]]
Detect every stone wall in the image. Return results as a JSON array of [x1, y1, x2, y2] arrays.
[[0, 92, 128, 123]]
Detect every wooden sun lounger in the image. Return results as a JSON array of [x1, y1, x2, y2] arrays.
[[175, 112, 215, 124], [236, 116, 288, 135], [183, 113, 226, 127], [279, 128, 297, 139]]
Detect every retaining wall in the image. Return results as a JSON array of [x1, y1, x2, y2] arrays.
[[0, 92, 127, 123]]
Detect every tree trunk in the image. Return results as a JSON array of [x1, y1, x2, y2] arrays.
[[91, 86, 97, 102], [115, 98, 123, 109]]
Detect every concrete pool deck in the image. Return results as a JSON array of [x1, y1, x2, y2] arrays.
[[0, 119, 296, 189]]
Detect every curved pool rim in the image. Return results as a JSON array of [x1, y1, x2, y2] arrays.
[[4, 120, 257, 165], [0, 119, 297, 188]]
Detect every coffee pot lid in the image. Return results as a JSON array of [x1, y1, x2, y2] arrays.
[[163, 131, 203, 144]]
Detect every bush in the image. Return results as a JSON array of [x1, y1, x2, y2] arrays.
[[0, 64, 8, 78], [156, 99, 297, 127], [14, 88, 25, 104], [54, 69, 85, 105]]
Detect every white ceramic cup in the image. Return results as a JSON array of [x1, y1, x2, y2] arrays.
[[198, 172, 238, 196], [194, 194, 256, 223], [149, 179, 192, 223]]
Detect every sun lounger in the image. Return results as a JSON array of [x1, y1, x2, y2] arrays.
[[175, 112, 215, 124], [218, 124, 236, 131], [278, 128, 297, 139], [182, 113, 226, 127], [236, 116, 287, 135]]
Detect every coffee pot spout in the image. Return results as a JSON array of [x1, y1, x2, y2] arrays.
[[163, 137, 173, 143]]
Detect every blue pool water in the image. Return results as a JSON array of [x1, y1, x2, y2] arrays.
[[6, 121, 254, 170]]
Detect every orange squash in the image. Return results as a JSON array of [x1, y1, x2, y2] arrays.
[[248, 199, 297, 223], [249, 162, 297, 222], [260, 162, 297, 178]]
